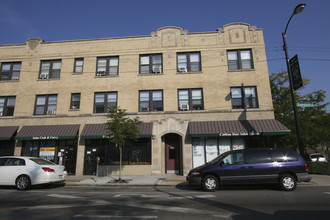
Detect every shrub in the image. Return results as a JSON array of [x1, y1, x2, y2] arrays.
[[307, 161, 330, 175]]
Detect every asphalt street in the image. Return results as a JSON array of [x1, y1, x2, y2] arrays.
[[0, 183, 329, 220]]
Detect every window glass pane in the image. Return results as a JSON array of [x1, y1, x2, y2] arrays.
[[109, 57, 119, 66], [95, 93, 104, 103], [231, 88, 242, 98], [0, 98, 4, 106], [35, 106, 44, 115], [240, 50, 251, 59], [140, 92, 149, 101], [190, 63, 200, 72], [36, 96, 46, 105], [109, 66, 118, 75], [140, 56, 149, 65], [13, 63, 21, 71], [152, 55, 162, 64], [190, 53, 200, 62], [48, 95, 57, 105], [41, 62, 50, 74], [7, 97, 16, 106], [52, 61, 61, 70], [227, 51, 238, 60], [140, 66, 149, 74], [152, 91, 162, 101], [97, 59, 107, 72], [2, 64, 11, 71], [179, 90, 189, 100], [178, 54, 187, 63], [244, 87, 256, 97], [107, 93, 117, 103], [241, 60, 252, 69]]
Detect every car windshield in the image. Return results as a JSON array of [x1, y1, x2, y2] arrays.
[[30, 158, 55, 165], [208, 152, 230, 165]]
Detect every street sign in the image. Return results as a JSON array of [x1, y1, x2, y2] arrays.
[[297, 103, 314, 108], [289, 55, 303, 91]]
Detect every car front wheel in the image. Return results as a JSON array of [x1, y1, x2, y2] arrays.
[[279, 174, 296, 191], [15, 175, 31, 190], [202, 175, 219, 192]]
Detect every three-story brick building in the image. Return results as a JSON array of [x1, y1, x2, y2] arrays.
[[0, 23, 289, 176]]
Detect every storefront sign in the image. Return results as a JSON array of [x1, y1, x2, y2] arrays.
[[40, 147, 55, 161], [32, 136, 59, 140], [219, 132, 261, 136]]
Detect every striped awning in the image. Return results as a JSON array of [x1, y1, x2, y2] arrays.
[[16, 124, 80, 140], [81, 122, 153, 139], [0, 126, 19, 140], [188, 119, 290, 137]]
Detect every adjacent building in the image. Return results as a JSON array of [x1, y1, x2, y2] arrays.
[[0, 23, 290, 176]]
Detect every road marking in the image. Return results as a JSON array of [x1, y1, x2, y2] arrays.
[[114, 194, 216, 199], [74, 214, 158, 219], [47, 194, 84, 199]]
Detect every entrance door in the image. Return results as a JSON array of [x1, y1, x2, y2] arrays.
[[165, 134, 181, 174]]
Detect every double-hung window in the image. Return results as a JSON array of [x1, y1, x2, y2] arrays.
[[0, 96, 16, 116], [94, 92, 117, 113], [178, 88, 203, 111], [39, 60, 61, 79], [74, 58, 84, 73], [34, 95, 58, 115], [227, 49, 253, 70], [139, 54, 162, 74], [0, 62, 21, 80], [70, 93, 81, 110], [177, 52, 201, 72], [231, 86, 258, 109], [96, 56, 119, 76], [139, 90, 163, 112]]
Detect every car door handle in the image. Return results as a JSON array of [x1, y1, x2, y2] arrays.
[[240, 166, 246, 169], [247, 166, 254, 169]]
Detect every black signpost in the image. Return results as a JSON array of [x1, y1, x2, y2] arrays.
[[289, 54, 303, 91]]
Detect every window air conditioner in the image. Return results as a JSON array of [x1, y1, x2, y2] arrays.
[[179, 104, 189, 111], [152, 66, 162, 73], [47, 110, 56, 115], [178, 67, 187, 72], [96, 71, 106, 76], [40, 73, 49, 79]]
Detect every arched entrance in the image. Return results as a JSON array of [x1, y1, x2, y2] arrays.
[[164, 133, 182, 174]]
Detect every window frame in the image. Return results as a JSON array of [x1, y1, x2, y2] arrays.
[[0, 62, 21, 81], [0, 96, 16, 117], [93, 92, 118, 113], [34, 94, 58, 115], [139, 54, 163, 74], [177, 52, 201, 73], [230, 86, 258, 109], [96, 56, 119, 76], [139, 90, 163, 112], [39, 60, 62, 79], [178, 88, 204, 111], [227, 49, 253, 70], [70, 93, 81, 110], [74, 58, 84, 73]]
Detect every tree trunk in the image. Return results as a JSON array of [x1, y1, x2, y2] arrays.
[[119, 144, 122, 181]]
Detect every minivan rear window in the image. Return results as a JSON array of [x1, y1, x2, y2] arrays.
[[271, 149, 299, 162]]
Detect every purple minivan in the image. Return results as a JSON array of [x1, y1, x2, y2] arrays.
[[186, 148, 311, 191]]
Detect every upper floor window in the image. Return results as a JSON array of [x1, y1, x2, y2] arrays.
[[0, 96, 16, 117], [94, 92, 117, 113], [177, 52, 201, 73], [74, 58, 84, 73], [0, 62, 21, 81], [139, 54, 162, 74], [231, 86, 258, 109], [227, 49, 253, 70], [178, 88, 203, 111], [96, 56, 119, 76], [139, 90, 163, 112], [34, 94, 58, 115], [39, 60, 61, 79], [70, 93, 81, 110]]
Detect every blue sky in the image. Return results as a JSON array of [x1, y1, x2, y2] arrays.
[[1, 0, 329, 112]]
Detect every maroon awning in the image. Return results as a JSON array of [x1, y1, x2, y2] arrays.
[[188, 119, 290, 137], [16, 124, 80, 140], [81, 122, 153, 139], [0, 126, 19, 140]]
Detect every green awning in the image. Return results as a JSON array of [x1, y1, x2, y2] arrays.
[[0, 126, 19, 140], [16, 124, 80, 140], [81, 123, 153, 139], [188, 119, 290, 137]]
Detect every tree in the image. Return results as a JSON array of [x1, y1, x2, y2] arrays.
[[105, 106, 142, 181], [270, 71, 330, 153]]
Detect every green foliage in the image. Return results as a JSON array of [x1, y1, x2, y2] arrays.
[[307, 162, 330, 175], [270, 71, 330, 150], [105, 106, 142, 147]]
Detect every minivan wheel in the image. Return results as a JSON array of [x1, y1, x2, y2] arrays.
[[202, 175, 219, 192], [279, 174, 296, 191], [15, 175, 31, 190]]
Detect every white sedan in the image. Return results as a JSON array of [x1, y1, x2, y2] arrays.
[[0, 156, 67, 190]]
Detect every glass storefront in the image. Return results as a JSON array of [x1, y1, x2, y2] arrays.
[[21, 139, 77, 175]]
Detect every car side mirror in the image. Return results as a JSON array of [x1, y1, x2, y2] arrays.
[[219, 160, 224, 166]]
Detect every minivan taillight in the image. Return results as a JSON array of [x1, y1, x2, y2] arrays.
[[42, 167, 55, 172], [305, 164, 309, 172]]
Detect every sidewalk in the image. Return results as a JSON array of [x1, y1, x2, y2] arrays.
[[65, 174, 330, 187]]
